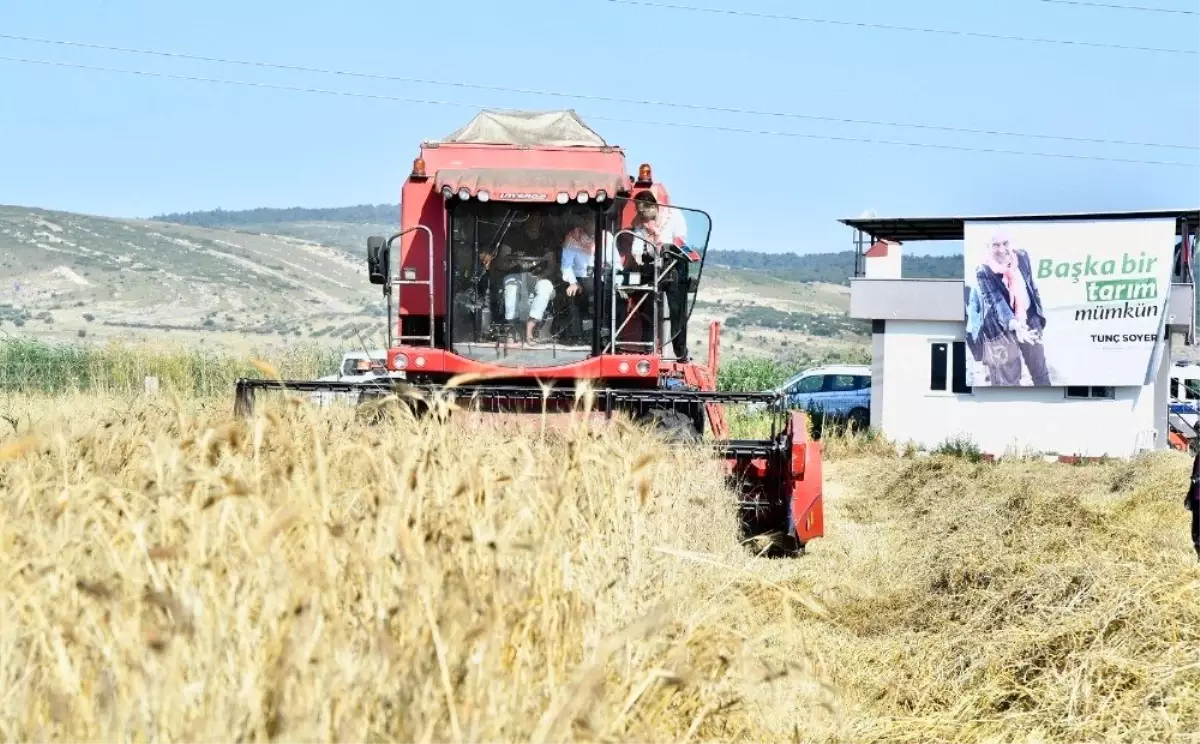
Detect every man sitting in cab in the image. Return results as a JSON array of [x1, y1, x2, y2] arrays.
[[489, 212, 558, 344]]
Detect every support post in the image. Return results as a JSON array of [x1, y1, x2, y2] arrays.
[[234, 379, 255, 418], [707, 320, 720, 378]]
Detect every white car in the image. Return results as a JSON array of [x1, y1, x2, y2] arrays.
[[310, 349, 402, 407], [746, 364, 872, 429]]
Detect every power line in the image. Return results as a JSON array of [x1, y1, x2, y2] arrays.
[[601, 0, 1199, 54], [1034, 0, 1198, 14], [1, 33, 1195, 152], [0, 54, 1196, 169]]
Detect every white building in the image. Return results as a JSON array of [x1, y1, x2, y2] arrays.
[[844, 209, 1200, 459]]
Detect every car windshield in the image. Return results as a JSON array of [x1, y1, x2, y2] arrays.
[[447, 196, 712, 367]]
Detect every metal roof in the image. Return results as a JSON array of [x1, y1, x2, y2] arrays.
[[839, 208, 1200, 242]]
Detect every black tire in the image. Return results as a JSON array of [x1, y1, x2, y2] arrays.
[[847, 407, 869, 433], [355, 389, 391, 425], [355, 388, 430, 425], [776, 533, 806, 557], [647, 408, 701, 443]]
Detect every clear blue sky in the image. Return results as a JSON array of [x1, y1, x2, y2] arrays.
[[1, 0, 1197, 255]]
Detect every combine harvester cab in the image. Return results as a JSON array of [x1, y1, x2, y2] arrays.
[[233, 109, 824, 555]]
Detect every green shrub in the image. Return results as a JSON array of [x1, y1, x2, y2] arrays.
[[933, 435, 984, 463], [0, 338, 340, 396]]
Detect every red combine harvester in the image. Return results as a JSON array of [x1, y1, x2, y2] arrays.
[[234, 109, 824, 554]]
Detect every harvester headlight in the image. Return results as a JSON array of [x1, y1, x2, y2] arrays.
[[402, 268, 417, 281], [595, 190, 607, 202], [477, 190, 490, 202], [393, 354, 409, 370], [556, 192, 569, 204], [576, 192, 589, 203], [618, 361, 630, 374], [441, 186, 453, 199], [635, 360, 651, 376], [414, 355, 427, 368], [457, 187, 471, 200]]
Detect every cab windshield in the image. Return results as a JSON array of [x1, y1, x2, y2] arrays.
[[450, 201, 598, 366], [448, 196, 711, 367]]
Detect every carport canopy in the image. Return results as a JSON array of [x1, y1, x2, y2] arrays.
[[840, 208, 1200, 243]]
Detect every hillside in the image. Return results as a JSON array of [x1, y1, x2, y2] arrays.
[[0, 204, 870, 362], [0, 205, 387, 353], [152, 204, 964, 285], [706, 249, 960, 284]]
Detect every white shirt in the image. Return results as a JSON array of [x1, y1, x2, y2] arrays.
[[633, 208, 688, 249], [561, 227, 618, 284]]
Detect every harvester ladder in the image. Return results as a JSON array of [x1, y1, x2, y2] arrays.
[[607, 230, 676, 355], [392, 225, 436, 347]]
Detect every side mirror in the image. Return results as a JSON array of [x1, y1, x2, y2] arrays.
[[367, 235, 389, 285]]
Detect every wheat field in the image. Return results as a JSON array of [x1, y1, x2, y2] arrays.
[[0, 386, 1197, 743]]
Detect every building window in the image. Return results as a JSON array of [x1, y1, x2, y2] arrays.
[[930, 343, 947, 391], [930, 341, 972, 394], [951, 342, 971, 394], [1169, 379, 1199, 400], [1065, 386, 1115, 399]]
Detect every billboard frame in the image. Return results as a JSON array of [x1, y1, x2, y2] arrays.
[[841, 208, 1200, 346]]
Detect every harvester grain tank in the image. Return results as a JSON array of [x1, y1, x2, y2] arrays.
[[233, 109, 824, 554]]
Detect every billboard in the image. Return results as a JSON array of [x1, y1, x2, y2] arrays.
[[963, 218, 1177, 387]]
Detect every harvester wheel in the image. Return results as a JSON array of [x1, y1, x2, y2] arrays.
[[354, 390, 391, 425], [776, 533, 806, 557], [646, 408, 701, 444]]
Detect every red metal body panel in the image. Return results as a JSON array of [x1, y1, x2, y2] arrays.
[[721, 411, 824, 547], [791, 434, 825, 542], [387, 345, 661, 380]]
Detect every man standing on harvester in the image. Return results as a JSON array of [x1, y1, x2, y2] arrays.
[[631, 191, 693, 362]]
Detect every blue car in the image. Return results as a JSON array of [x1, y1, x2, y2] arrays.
[[773, 364, 872, 430]]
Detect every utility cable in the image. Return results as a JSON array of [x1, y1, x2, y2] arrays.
[[600, 0, 1199, 55], [1, 33, 1195, 151], [0, 55, 1196, 168], [1034, 0, 1197, 14]]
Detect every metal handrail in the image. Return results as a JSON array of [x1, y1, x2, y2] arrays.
[[387, 224, 435, 349], [607, 229, 665, 355]]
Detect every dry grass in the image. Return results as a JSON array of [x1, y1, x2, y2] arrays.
[[0, 391, 832, 742], [759, 452, 1200, 744], [0, 390, 1197, 743]]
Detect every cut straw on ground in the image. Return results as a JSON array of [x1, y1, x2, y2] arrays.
[[0, 390, 1195, 743]]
